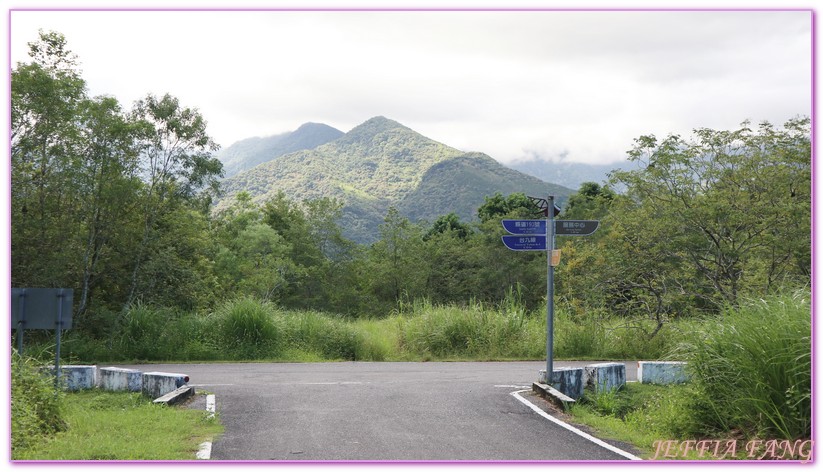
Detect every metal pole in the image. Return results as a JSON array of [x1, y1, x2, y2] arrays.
[[17, 289, 26, 356], [546, 195, 555, 383], [55, 289, 64, 389]]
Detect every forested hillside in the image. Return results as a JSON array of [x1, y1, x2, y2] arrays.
[[219, 116, 572, 242]]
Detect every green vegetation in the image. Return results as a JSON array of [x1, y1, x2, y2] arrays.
[[34, 295, 690, 364], [566, 292, 811, 459], [12, 31, 811, 454], [12, 353, 67, 453], [13, 390, 222, 460], [673, 291, 811, 440]]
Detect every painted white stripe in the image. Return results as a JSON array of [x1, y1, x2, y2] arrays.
[[196, 441, 212, 460], [510, 389, 643, 461], [206, 394, 216, 418], [494, 385, 532, 389], [301, 381, 364, 385], [189, 383, 234, 387]]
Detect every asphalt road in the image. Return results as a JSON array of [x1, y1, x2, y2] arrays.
[[118, 360, 640, 461]]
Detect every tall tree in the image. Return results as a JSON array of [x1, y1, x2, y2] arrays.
[[11, 31, 87, 288], [124, 93, 222, 308], [610, 119, 811, 308]]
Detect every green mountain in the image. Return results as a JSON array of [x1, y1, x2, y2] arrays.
[[217, 122, 343, 177], [218, 116, 573, 243]]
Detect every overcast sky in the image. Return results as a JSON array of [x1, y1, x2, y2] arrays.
[[8, 5, 813, 165]]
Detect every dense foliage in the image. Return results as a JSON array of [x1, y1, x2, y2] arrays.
[[12, 31, 810, 350], [11, 31, 811, 456]]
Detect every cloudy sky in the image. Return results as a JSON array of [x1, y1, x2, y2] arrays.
[[7, 3, 813, 166]]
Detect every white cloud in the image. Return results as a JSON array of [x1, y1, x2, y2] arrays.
[[8, 8, 812, 165]]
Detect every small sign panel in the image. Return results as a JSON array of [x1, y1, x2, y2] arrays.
[[11, 288, 73, 330], [551, 250, 561, 266], [502, 219, 546, 235], [555, 220, 600, 236], [501, 235, 547, 251]]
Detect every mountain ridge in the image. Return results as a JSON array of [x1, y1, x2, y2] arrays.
[[217, 117, 574, 243]]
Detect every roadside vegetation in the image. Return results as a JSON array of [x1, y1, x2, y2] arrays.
[[566, 292, 811, 460], [12, 353, 221, 460]]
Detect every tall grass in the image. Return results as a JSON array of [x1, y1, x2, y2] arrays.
[[53, 293, 682, 364], [396, 298, 545, 359], [672, 291, 811, 439]]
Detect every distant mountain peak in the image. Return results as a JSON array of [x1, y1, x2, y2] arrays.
[[216, 122, 343, 178], [348, 116, 410, 135]]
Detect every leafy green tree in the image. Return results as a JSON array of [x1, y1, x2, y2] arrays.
[[365, 207, 429, 312], [561, 182, 615, 220], [74, 96, 144, 317], [610, 118, 811, 308], [424, 213, 472, 241], [477, 192, 538, 222], [124, 93, 223, 308], [11, 31, 87, 290]]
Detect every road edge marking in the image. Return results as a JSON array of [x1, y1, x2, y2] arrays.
[[510, 389, 643, 461], [196, 441, 212, 460], [197, 394, 217, 460]]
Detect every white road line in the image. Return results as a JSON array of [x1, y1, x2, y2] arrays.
[[510, 389, 643, 461], [196, 441, 212, 460], [206, 394, 216, 418], [494, 384, 532, 389], [301, 381, 364, 385]]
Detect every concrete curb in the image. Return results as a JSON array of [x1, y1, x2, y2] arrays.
[[532, 382, 575, 408], [152, 385, 195, 406]]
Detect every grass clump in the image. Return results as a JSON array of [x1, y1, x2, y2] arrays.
[[673, 291, 811, 440], [396, 299, 544, 359], [210, 297, 283, 360]]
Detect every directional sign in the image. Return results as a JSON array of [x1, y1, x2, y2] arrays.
[[555, 220, 600, 236], [502, 219, 545, 235], [501, 235, 547, 251]]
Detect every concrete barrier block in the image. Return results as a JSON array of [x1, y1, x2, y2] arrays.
[[47, 365, 97, 391], [538, 367, 585, 400], [638, 361, 689, 385], [585, 362, 626, 393], [142, 372, 190, 399], [100, 367, 143, 392]]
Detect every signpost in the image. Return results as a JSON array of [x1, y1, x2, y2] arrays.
[[501, 197, 599, 384], [12, 288, 73, 387]]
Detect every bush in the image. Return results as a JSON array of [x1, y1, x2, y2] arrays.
[[11, 353, 66, 454], [673, 291, 811, 439], [209, 297, 283, 359]]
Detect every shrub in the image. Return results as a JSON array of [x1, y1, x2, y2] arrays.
[[11, 353, 66, 454], [210, 297, 283, 359]]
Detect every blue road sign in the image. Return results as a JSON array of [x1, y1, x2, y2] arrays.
[[501, 235, 547, 251], [502, 219, 546, 235]]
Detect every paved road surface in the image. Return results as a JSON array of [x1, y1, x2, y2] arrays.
[[118, 361, 640, 461]]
